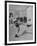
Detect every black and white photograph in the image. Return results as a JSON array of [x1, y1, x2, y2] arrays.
[[5, 1, 36, 45]]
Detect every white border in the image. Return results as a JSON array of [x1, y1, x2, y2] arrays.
[[7, 2, 35, 44]]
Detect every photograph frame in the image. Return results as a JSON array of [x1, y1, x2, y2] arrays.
[[5, 1, 36, 45]]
